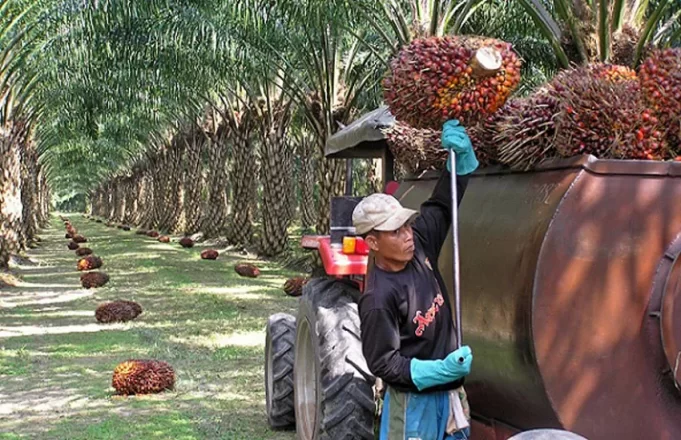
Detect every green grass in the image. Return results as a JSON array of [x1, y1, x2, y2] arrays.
[[0, 214, 300, 439]]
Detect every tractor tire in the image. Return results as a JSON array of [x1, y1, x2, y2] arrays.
[[294, 278, 376, 440], [265, 313, 296, 429]]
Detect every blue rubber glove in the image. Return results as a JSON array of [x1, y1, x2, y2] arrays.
[[441, 120, 479, 175], [410, 345, 473, 391]]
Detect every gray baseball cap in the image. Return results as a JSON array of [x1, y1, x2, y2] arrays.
[[352, 193, 418, 235]]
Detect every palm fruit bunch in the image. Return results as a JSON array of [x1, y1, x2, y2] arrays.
[[65, 232, 73, 239], [382, 123, 447, 175], [147, 230, 160, 238], [135, 229, 148, 235], [73, 235, 87, 243], [283, 277, 310, 297], [112, 359, 175, 395], [158, 235, 170, 243], [382, 35, 521, 130], [235, 263, 260, 278], [75, 247, 93, 256], [179, 237, 194, 248], [95, 300, 143, 323], [493, 94, 561, 170], [549, 66, 666, 160], [67, 241, 80, 250], [200, 249, 219, 260], [639, 48, 681, 153], [587, 63, 638, 83], [122, 225, 131, 231], [95, 219, 103, 223], [81, 271, 110, 289], [77, 255, 103, 271]]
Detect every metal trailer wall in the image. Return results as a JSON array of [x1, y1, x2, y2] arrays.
[[395, 155, 681, 440]]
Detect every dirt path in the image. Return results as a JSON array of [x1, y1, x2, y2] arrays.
[[0, 215, 300, 439]]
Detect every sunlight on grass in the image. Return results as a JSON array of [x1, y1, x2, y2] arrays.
[[0, 290, 94, 308], [2, 310, 95, 319], [194, 285, 271, 297], [0, 323, 125, 338], [169, 330, 265, 348]]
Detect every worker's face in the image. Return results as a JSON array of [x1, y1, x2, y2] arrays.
[[367, 221, 415, 265]]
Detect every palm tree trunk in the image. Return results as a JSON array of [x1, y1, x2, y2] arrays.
[[154, 147, 174, 230], [0, 122, 26, 268], [201, 126, 231, 237], [165, 140, 185, 233], [182, 131, 205, 235], [298, 136, 317, 229], [258, 105, 293, 257], [315, 146, 346, 235], [20, 140, 39, 245], [37, 167, 50, 227], [225, 122, 257, 247]]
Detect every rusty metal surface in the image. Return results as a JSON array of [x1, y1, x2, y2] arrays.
[[660, 255, 681, 390], [395, 155, 681, 440]]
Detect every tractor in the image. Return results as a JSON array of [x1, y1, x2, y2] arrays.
[[265, 106, 681, 440]]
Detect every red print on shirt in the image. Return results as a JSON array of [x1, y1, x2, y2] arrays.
[[413, 293, 445, 337]]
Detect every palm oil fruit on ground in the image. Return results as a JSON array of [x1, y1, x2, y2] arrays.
[[112, 360, 175, 395], [234, 263, 260, 278], [200, 249, 218, 260], [81, 271, 109, 289], [77, 255, 103, 271], [179, 237, 193, 248], [158, 235, 170, 243], [75, 247, 93, 256], [95, 300, 143, 323], [283, 276, 309, 297]]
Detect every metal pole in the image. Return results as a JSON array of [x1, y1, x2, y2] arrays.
[[345, 158, 353, 196], [449, 151, 462, 349]]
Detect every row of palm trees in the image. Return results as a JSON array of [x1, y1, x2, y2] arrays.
[[1, 0, 679, 261]]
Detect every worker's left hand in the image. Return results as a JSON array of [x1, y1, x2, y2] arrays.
[[441, 119, 479, 175]]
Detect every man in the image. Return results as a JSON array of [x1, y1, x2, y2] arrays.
[[352, 120, 478, 440]]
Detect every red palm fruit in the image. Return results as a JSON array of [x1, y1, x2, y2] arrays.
[[67, 241, 80, 250], [112, 359, 175, 395], [158, 236, 170, 243], [200, 249, 219, 260], [147, 231, 160, 238], [179, 237, 194, 248], [283, 277, 310, 297], [549, 68, 667, 160], [75, 247, 93, 256], [639, 48, 681, 152], [235, 263, 260, 278], [77, 255, 103, 271], [383, 35, 521, 130], [80, 271, 109, 289], [383, 123, 447, 175], [95, 300, 143, 323], [73, 235, 87, 243]]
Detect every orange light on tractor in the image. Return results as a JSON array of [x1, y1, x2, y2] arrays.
[[342, 236, 357, 254]]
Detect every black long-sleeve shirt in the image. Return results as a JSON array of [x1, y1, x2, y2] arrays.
[[358, 170, 469, 393]]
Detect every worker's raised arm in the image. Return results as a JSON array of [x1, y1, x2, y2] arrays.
[[412, 120, 477, 258]]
